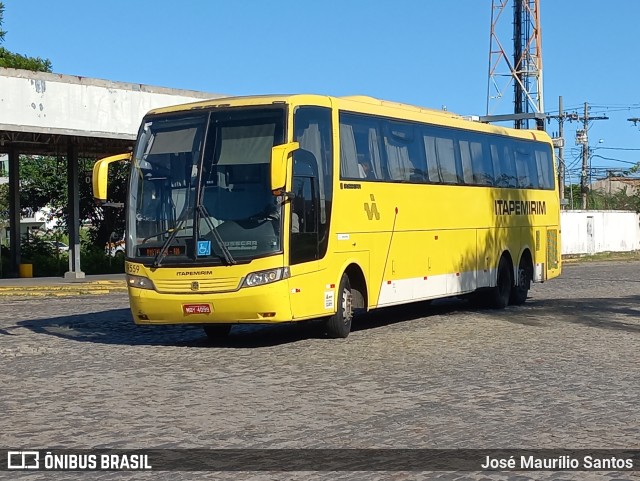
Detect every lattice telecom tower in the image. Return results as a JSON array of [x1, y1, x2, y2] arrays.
[[487, 0, 544, 128]]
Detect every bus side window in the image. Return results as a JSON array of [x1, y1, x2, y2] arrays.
[[367, 124, 385, 180], [340, 114, 386, 181], [436, 136, 459, 184], [535, 148, 554, 189], [383, 121, 426, 182], [449, 132, 495, 187], [515, 143, 539, 188], [501, 144, 517, 187], [491, 139, 517, 188], [474, 139, 494, 186], [459, 139, 475, 184], [423, 133, 441, 182], [339, 122, 360, 179]]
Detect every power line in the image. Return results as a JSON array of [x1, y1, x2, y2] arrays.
[[548, 100, 610, 208], [595, 146, 640, 152], [590, 154, 639, 165], [546, 103, 640, 115]]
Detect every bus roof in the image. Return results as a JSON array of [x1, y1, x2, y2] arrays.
[[146, 94, 303, 115], [146, 93, 552, 143], [147, 93, 459, 118]]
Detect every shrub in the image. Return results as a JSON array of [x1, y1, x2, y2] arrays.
[[11, 236, 125, 277], [80, 244, 125, 275], [20, 236, 66, 276]]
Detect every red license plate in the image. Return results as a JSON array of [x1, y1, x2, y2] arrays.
[[183, 304, 212, 315]]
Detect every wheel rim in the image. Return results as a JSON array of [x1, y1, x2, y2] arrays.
[[342, 287, 353, 324], [517, 267, 527, 289]]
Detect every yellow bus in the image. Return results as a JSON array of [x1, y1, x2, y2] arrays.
[[93, 94, 561, 339]]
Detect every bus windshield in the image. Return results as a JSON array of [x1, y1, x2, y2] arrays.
[[127, 108, 286, 264]]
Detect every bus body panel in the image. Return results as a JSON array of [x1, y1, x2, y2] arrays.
[[329, 177, 560, 308], [130, 280, 292, 324], [100, 93, 561, 332]]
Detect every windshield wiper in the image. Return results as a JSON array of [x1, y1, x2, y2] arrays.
[[189, 115, 235, 266], [152, 205, 236, 267], [152, 206, 193, 268], [198, 203, 236, 265]]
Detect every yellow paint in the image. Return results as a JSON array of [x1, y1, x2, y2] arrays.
[[97, 94, 561, 326], [92, 153, 131, 203]]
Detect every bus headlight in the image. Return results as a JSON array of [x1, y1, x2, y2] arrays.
[[242, 267, 290, 288], [127, 274, 155, 290]]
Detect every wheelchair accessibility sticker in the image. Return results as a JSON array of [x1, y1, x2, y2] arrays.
[[197, 240, 211, 256]]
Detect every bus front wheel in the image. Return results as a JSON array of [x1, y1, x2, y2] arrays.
[[489, 256, 512, 309], [325, 274, 353, 339]]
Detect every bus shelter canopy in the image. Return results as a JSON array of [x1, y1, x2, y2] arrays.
[[0, 67, 223, 278]]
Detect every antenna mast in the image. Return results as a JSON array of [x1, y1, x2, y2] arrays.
[[487, 0, 544, 128]]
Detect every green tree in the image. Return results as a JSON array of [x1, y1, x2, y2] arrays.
[[10, 153, 129, 246], [17, 155, 127, 248], [565, 182, 640, 211], [0, 46, 52, 71], [19, 156, 67, 214], [0, 2, 52, 72], [79, 158, 128, 248]]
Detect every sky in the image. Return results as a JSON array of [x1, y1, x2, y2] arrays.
[[3, 0, 640, 184]]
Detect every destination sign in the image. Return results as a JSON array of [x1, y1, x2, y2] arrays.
[[138, 246, 186, 257]]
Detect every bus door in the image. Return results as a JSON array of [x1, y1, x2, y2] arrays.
[[288, 107, 333, 319]]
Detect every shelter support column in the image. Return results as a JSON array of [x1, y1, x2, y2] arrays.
[[64, 140, 85, 279], [8, 146, 20, 277]]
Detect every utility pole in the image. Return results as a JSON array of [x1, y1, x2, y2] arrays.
[[581, 102, 589, 209], [547, 96, 571, 206], [574, 102, 608, 209], [558, 96, 565, 205], [551, 101, 607, 209]]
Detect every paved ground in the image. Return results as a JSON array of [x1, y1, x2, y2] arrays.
[[1, 261, 639, 481]]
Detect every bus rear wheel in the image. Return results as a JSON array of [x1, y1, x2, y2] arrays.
[[203, 324, 232, 340], [489, 256, 512, 309], [510, 257, 531, 305], [325, 274, 353, 339]]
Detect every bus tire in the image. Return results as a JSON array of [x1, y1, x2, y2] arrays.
[[489, 256, 512, 309], [510, 256, 531, 305], [325, 274, 353, 339], [203, 324, 232, 339]]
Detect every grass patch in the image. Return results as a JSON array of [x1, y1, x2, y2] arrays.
[[562, 251, 640, 263]]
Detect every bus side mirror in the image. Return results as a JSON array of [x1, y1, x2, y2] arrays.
[[270, 142, 299, 192], [93, 153, 132, 204]]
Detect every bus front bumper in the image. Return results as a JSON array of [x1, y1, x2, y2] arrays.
[[128, 281, 292, 325]]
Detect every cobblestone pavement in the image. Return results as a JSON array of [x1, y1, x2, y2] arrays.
[[1, 261, 639, 481]]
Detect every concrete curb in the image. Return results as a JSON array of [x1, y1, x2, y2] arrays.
[[0, 281, 127, 296]]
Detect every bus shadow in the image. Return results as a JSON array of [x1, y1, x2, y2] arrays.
[[13, 309, 322, 348], [12, 294, 640, 348], [11, 300, 463, 348], [351, 298, 465, 333]]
